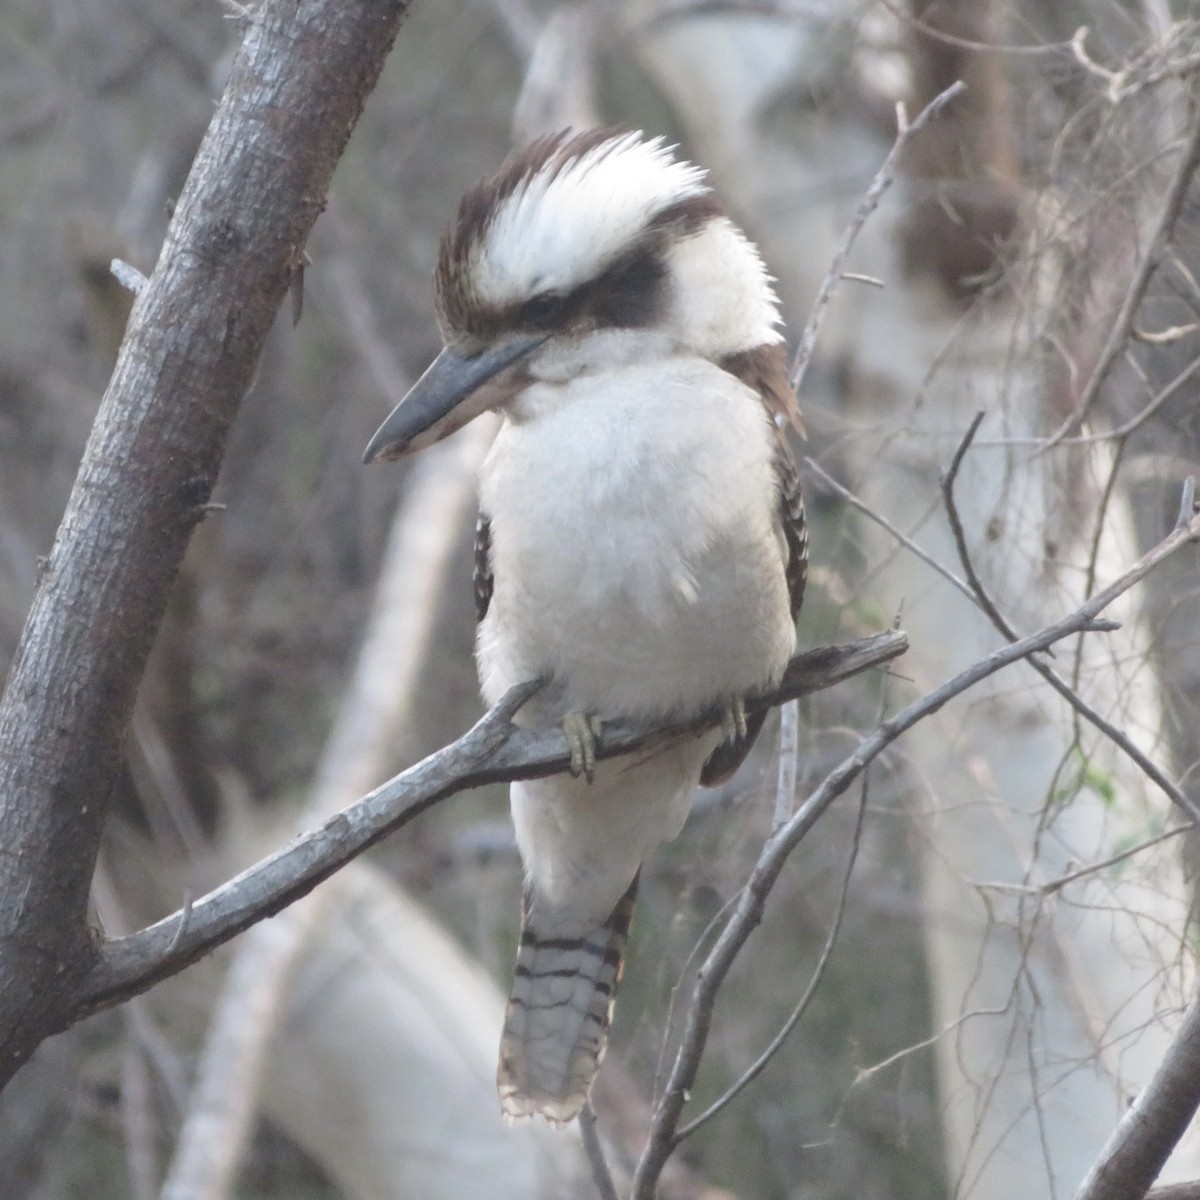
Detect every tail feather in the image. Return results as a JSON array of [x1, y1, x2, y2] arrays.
[[498, 874, 639, 1123]]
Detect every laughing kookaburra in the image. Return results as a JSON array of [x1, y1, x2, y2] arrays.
[[363, 129, 807, 1124]]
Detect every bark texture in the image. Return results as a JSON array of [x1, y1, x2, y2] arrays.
[[0, 0, 412, 1086]]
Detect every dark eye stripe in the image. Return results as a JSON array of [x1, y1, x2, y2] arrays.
[[585, 246, 667, 329], [511, 245, 668, 334], [517, 292, 570, 329]]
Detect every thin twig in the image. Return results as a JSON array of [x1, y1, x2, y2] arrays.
[[971, 824, 1187, 898], [579, 1103, 619, 1200], [111, 258, 149, 295], [1176, 476, 1197, 530], [676, 676, 881, 1141], [823, 414, 1200, 827], [1041, 109, 1200, 450], [813, 448, 1198, 829], [940, 420, 1200, 827], [631, 507, 1200, 1200], [789, 81, 966, 395], [939, 411, 1017, 641], [773, 699, 800, 828], [876, 0, 1075, 57], [804, 456, 977, 606]]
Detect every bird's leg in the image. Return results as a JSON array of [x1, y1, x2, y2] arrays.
[[562, 711, 604, 781], [719, 695, 748, 744]]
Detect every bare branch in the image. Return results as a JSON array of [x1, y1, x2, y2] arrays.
[[821, 422, 1200, 828], [579, 1103, 619, 1200], [875, 0, 1076, 57], [940, 420, 1200, 827], [675, 732, 871, 1142], [939, 410, 1018, 641], [789, 80, 966, 395], [1075, 989, 1200, 1200], [804, 456, 977, 605], [79, 632, 908, 1018], [1041, 108, 1200, 450], [972, 825, 1187, 899], [773, 698, 800, 828], [631, 509, 1200, 1199], [1148, 1184, 1200, 1200], [158, 420, 495, 1200]]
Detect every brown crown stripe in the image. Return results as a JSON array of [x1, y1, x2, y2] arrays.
[[438, 128, 626, 335], [436, 131, 724, 340], [648, 191, 723, 236]]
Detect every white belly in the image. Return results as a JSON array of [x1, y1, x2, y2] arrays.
[[476, 355, 794, 725]]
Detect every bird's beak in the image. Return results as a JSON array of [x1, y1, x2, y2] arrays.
[[362, 334, 548, 463]]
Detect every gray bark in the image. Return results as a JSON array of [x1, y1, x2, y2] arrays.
[[0, 0, 412, 1086]]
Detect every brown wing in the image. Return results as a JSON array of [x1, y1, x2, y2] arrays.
[[776, 440, 808, 622], [700, 357, 807, 788], [474, 512, 494, 623]]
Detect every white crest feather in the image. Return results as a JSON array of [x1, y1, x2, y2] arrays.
[[472, 132, 709, 308]]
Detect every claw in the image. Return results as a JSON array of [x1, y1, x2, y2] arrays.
[[562, 711, 603, 781], [720, 696, 748, 745]]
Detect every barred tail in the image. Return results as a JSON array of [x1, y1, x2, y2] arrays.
[[497, 875, 639, 1124]]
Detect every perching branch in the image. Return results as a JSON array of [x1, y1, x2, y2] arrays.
[[79, 631, 907, 1019], [579, 1103, 620, 1200], [1148, 1184, 1200, 1200], [630, 505, 1200, 1200]]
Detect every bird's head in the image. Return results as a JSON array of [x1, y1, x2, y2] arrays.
[[363, 128, 786, 462]]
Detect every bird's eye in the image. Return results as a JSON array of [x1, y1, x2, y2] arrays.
[[519, 292, 567, 330]]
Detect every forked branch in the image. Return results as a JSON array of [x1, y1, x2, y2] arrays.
[[630, 502, 1200, 1200]]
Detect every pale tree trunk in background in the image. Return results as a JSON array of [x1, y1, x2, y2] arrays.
[[260, 862, 585, 1200], [151, 419, 589, 1199], [848, 276, 1197, 1196], [630, 3, 1200, 1196]]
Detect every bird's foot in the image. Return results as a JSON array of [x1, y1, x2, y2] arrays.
[[719, 696, 748, 745], [562, 711, 604, 781]]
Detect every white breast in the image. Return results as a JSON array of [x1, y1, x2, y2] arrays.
[[476, 355, 795, 724]]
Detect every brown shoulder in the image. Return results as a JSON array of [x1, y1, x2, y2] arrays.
[[719, 342, 803, 435]]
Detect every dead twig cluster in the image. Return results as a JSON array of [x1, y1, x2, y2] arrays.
[[630, 488, 1200, 1200]]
